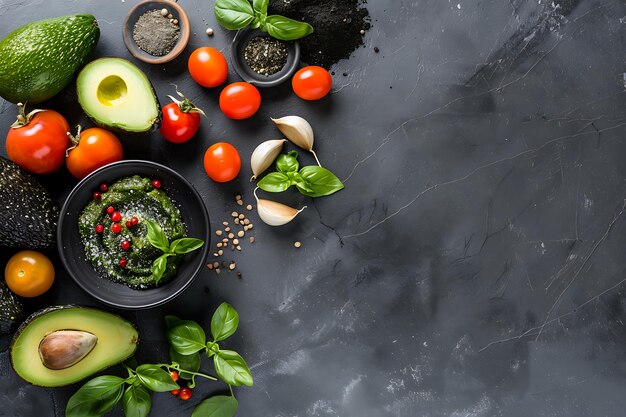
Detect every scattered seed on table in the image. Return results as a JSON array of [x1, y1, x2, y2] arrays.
[[236, 194, 242, 200], [236, 246, 242, 251], [206, 27, 214, 36], [218, 250, 223, 256], [237, 200, 243, 206], [248, 224, 254, 230], [238, 213, 245, 219], [228, 233, 235, 239], [222, 221, 229, 226], [215, 268, 221, 274], [244, 219, 250, 225], [222, 238, 229, 243], [207, 263, 213, 270], [231, 211, 238, 217], [229, 263, 236, 271], [216, 230, 223, 236], [246, 204, 252, 211], [243, 226, 249, 231], [249, 237, 255, 243], [237, 231, 244, 238], [360, 29, 365, 35], [213, 252, 219, 257], [224, 227, 231, 232], [160, 8, 168, 16], [213, 262, 219, 268], [234, 218, 240, 225], [294, 241, 302, 248], [217, 242, 223, 248], [233, 239, 239, 245]]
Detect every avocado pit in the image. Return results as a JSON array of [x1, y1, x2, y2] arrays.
[[38, 330, 98, 370]]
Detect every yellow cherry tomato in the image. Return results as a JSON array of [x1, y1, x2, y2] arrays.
[[5, 250, 55, 297]]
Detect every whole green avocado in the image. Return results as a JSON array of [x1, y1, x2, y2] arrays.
[[0, 14, 100, 104]]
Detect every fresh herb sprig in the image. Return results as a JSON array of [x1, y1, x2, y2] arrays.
[[66, 303, 250, 417], [257, 151, 344, 197], [215, 0, 314, 41], [145, 220, 204, 284]]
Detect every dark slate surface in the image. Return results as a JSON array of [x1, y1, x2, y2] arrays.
[[1, 0, 626, 416]]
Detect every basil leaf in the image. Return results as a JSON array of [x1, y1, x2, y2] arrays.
[[213, 350, 254, 387], [66, 375, 125, 417], [136, 365, 179, 392], [298, 166, 345, 197], [264, 15, 314, 41], [215, 0, 255, 30], [192, 395, 239, 417], [276, 151, 299, 173], [258, 172, 291, 192], [252, 0, 268, 17], [211, 302, 239, 342], [122, 385, 151, 417], [145, 219, 170, 253], [170, 347, 201, 380], [151, 254, 169, 285], [167, 320, 208, 355], [170, 237, 204, 254]]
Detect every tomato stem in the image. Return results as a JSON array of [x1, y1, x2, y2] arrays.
[[65, 125, 83, 156], [11, 102, 46, 128]]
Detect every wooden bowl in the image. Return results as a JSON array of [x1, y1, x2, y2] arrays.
[[122, 0, 190, 64]]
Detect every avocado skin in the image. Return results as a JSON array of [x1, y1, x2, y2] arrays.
[[0, 281, 24, 336], [10, 305, 139, 387], [0, 14, 100, 104], [0, 157, 60, 249]]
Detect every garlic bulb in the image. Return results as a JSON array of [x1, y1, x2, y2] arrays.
[[271, 116, 321, 166], [254, 188, 306, 226], [250, 139, 287, 180]]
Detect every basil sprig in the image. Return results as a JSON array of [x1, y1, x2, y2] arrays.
[[258, 151, 344, 197], [215, 0, 313, 41], [166, 303, 254, 388], [145, 220, 204, 284], [67, 303, 248, 417]]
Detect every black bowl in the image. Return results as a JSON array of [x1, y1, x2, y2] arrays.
[[231, 28, 300, 88], [57, 160, 210, 309]]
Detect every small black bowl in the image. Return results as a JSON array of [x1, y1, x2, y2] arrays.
[[57, 160, 210, 309], [231, 28, 300, 88]]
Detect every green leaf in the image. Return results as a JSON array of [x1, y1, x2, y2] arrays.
[[252, 0, 268, 17], [66, 375, 126, 417], [167, 320, 208, 355], [263, 15, 314, 41], [122, 385, 151, 417], [170, 237, 205, 254], [151, 254, 169, 285], [165, 315, 183, 329], [276, 151, 299, 173], [211, 302, 239, 342], [192, 395, 239, 417], [145, 219, 170, 253], [258, 172, 291, 192], [215, 0, 255, 30], [170, 347, 201, 380], [214, 350, 254, 387], [136, 365, 179, 392], [298, 166, 345, 197]]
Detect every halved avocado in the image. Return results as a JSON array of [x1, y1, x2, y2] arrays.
[[11, 305, 138, 387], [77, 58, 161, 133]]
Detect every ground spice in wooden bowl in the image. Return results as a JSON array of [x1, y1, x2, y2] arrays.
[[243, 36, 289, 77], [133, 9, 180, 56]]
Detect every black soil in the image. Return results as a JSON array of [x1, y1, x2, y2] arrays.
[[269, 0, 370, 69]]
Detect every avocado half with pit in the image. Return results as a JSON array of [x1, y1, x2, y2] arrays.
[[77, 58, 161, 133], [11, 305, 138, 387]]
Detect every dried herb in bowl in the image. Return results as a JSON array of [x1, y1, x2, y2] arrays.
[[243, 36, 289, 76], [133, 9, 180, 56]]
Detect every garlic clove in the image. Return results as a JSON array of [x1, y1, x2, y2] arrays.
[[250, 139, 287, 180], [38, 330, 98, 370], [271, 116, 314, 151], [254, 188, 306, 226]]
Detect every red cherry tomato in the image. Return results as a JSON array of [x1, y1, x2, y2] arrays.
[[160, 97, 203, 143], [188, 47, 228, 88], [169, 370, 179, 382], [66, 127, 124, 179], [6, 105, 70, 174], [292, 66, 333, 100], [219, 82, 261, 120], [178, 387, 192, 401], [203, 142, 241, 182]]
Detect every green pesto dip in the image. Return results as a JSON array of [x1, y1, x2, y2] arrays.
[[78, 175, 186, 289]]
